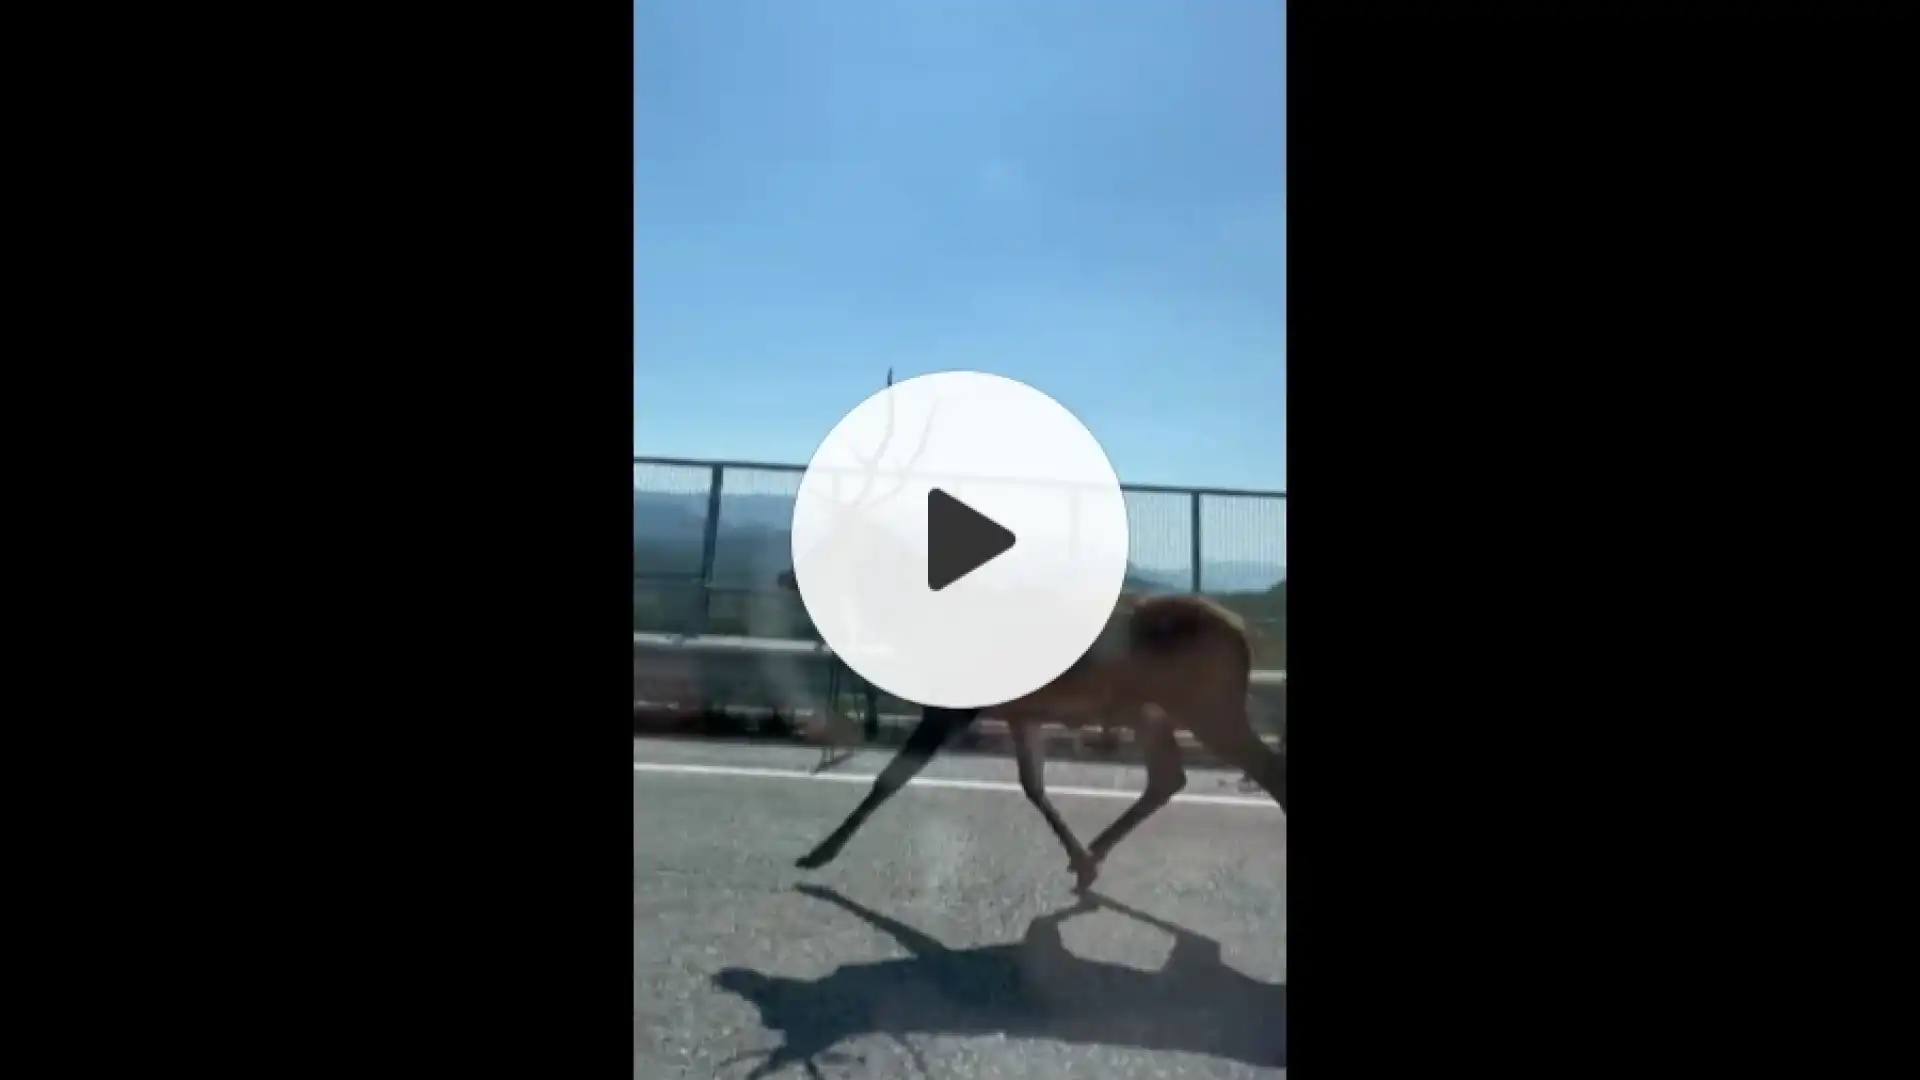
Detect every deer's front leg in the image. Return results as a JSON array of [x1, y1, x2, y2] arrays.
[[1012, 718, 1099, 890]]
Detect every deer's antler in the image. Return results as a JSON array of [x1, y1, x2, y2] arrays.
[[808, 369, 941, 517]]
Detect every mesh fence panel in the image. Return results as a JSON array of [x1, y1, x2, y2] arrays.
[[1122, 488, 1195, 592], [633, 461, 715, 579], [1198, 492, 1287, 670]]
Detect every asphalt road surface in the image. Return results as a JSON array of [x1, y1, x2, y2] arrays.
[[635, 737, 1288, 1079]]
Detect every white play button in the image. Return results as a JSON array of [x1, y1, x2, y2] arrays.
[[788, 371, 1131, 710]]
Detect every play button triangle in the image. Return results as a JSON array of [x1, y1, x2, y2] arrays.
[[926, 488, 1016, 592]]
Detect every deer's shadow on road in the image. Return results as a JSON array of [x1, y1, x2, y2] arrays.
[[712, 884, 1286, 1078]]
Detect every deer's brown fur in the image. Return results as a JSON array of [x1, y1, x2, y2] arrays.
[[990, 593, 1253, 731]]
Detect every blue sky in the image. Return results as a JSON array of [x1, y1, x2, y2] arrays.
[[634, 0, 1286, 494]]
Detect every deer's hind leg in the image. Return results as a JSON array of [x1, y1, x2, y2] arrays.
[[1078, 717, 1187, 889], [1192, 695, 1286, 814], [1012, 719, 1099, 890]]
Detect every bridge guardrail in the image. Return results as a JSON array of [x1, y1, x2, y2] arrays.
[[634, 456, 1287, 754]]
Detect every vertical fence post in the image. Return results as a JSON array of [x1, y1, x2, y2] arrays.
[[1190, 491, 1204, 594], [694, 464, 726, 635]]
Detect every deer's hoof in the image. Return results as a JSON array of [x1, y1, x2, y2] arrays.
[[796, 842, 843, 870], [1070, 855, 1101, 893]]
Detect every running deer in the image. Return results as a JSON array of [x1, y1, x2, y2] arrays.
[[794, 591, 1286, 892]]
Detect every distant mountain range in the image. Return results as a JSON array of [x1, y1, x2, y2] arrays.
[[635, 490, 1284, 594]]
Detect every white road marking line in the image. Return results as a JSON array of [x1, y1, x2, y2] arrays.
[[632, 760, 1281, 809]]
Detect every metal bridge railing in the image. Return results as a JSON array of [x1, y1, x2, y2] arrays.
[[633, 454, 1286, 671]]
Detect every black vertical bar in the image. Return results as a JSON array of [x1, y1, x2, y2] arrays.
[[1190, 491, 1204, 593], [695, 464, 725, 634]]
